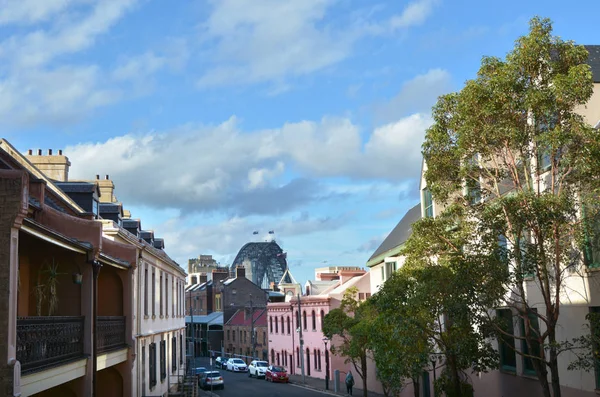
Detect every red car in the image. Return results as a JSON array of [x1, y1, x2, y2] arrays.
[[265, 365, 289, 383]]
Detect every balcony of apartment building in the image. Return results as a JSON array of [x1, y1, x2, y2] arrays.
[[16, 226, 89, 397], [15, 223, 134, 397], [95, 251, 133, 397]]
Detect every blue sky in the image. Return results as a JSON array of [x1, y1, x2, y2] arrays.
[[3, 0, 599, 285]]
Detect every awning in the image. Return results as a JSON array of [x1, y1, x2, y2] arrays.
[[21, 218, 91, 255]]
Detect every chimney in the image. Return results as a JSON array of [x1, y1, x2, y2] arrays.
[[25, 148, 71, 182], [236, 266, 246, 279], [97, 175, 116, 203]]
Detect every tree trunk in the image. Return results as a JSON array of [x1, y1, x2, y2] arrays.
[[413, 377, 420, 397], [532, 353, 551, 397], [548, 330, 562, 397], [362, 354, 368, 397]]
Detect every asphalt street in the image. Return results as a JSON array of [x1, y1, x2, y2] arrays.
[[192, 357, 332, 397]]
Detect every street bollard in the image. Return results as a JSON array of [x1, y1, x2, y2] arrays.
[[334, 369, 340, 393]]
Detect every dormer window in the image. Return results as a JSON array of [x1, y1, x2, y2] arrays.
[[423, 188, 433, 218], [92, 199, 99, 218]]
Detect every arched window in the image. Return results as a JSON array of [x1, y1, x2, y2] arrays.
[[318, 350, 322, 370], [271, 349, 275, 363], [269, 317, 273, 333], [306, 348, 311, 376], [311, 310, 316, 330], [302, 311, 307, 330], [275, 316, 279, 333], [296, 347, 300, 366], [313, 349, 317, 369], [280, 316, 284, 333], [277, 352, 280, 365], [287, 316, 291, 334], [320, 310, 325, 330]]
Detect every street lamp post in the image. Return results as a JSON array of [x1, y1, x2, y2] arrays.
[[323, 337, 330, 390]]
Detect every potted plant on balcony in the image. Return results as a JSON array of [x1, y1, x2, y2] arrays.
[[45, 259, 63, 316]]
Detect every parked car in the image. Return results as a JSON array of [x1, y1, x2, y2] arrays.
[[248, 360, 269, 378], [193, 366, 207, 376], [226, 358, 248, 372], [199, 371, 224, 390], [215, 357, 224, 368], [265, 365, 289, 383]]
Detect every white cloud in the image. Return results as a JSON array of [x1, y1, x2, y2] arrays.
[[0, 0, 75, 25], [374, 68, 452, 123], [65, 111, 429, 215], [196, 0, 440, 89], [0, 0, 183, 126], [390, 0, 439, 30]]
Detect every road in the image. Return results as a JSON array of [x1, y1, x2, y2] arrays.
[[191, 357, 331, 397]]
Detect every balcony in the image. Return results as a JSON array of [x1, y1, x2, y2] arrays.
[[97, 316, 126, 353], [17, 316, 85, 374]]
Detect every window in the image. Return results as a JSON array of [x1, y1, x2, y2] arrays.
[[423, 188, 433, 218], [466, 178, 481, 205], [244, 330, 247, 343], [152, 269, 156, 317], [275, 316, 279, 333], [270, 317, 273, 333], [589, 307, 600, 389], [172, 337, 177, 373], [263, 331, 266, 345], [311, 310, 316, 330], [496, 309, 516, 372], [142, 346, 146, 393], [359, 292, 365, 301], [535, 112, 559, 173], [384, 262, 397, 280], [313, 349, 317, 369], [144, 267, 148, 316], [149, 342, 157, 388], [215, 294, 222, 311], [179, 334, 183, 365], [160, 340, 166, 381], [517, 230, 535, 278], [172, 278, 175, 317], [160, 272, 164, 317], [271, 349, 275, 363], [92, 199, 99, 218], [318, 350, 321, 371], [280, 317, 284, 334], [584, 205, 600, 269], [233, 330, 236, 341], [165, 274, 169, 317], [296, 347, 300, 366], [380, 267, 384, 282], [303, 311, 307, 330], [320, 310, 325, 330], [287, 316, 291, 334], [520, 309, 541, 376], [277, 352, 280, 365], [227, 330, 230, 341]]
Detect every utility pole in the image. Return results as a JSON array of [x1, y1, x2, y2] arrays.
[[297, 294, 305, 383], [250, 295, 256, 359]]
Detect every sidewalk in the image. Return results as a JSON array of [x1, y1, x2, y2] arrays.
[[288, 374, 385, 397]]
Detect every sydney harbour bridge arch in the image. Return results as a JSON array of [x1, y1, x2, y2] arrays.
[[230, 241, 287, 289]]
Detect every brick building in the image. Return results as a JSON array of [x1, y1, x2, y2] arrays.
[[224, 308, 268, 360]]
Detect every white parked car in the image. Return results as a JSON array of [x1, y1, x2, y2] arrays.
[[248, 360, 269, 378], [227, 358, 248, 372]]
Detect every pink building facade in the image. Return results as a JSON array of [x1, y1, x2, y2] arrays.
[[267, 268, 384, 395]]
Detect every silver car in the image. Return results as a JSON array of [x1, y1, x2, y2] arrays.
[[248, 360, 269, 378]]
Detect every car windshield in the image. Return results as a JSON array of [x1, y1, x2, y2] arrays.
[[232, 359, 245, 364], [256, 362, 268, 367], [272, 366, 286, 372]]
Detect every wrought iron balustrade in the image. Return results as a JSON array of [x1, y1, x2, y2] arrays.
[[17, 316, 85, 374], [97, 316, 126, 353]]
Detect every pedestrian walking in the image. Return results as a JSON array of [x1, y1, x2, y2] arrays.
[[345, 370, 355, 396]]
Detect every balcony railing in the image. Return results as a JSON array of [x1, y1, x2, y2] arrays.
[[97, 316, 126, 353], [17, 316, 85, 374]]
